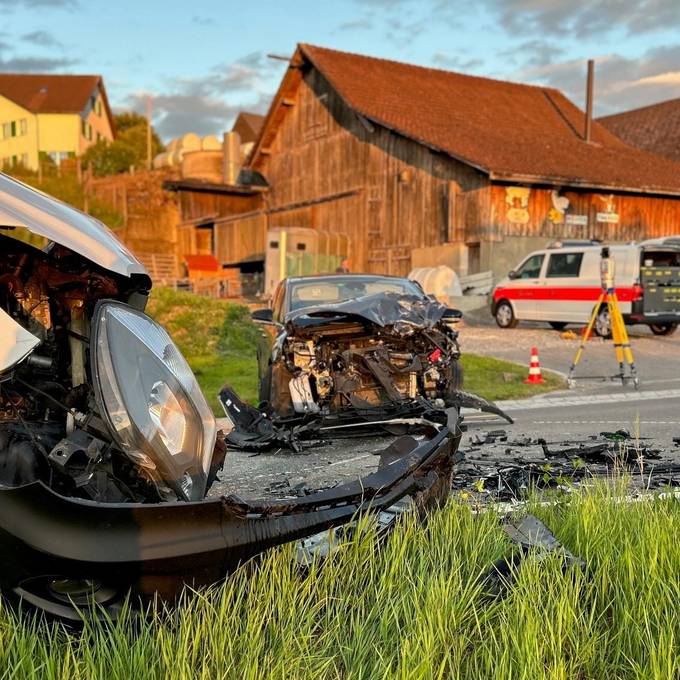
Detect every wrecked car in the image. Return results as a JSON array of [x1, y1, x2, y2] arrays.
[[0, 173, 460, 618], [234, 273, 510, 450], [251, 275, 469, 421], [252, 275, 464, 418]]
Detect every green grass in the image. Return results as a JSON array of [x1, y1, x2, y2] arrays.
[[461, 353, 564, 401], [146, 288, 563, 413], [2, 481, 679, 679]]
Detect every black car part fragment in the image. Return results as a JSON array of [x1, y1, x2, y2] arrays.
[[483, 514, 585, 597], [0, 422, 460, 619], [219, 382, 512, 453]]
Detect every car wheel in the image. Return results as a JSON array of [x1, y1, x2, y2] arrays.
[[495, 301, 517, 328], [649, 323, 678, 336], [3, 575, 127, 622], [594, 307, 612, 338], [549, 322, 568, 331]]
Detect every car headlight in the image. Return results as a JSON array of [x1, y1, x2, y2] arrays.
[[90, 301, 216, 501]]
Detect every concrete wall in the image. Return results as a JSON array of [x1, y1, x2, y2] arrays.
[[482, 235, 554, 282]]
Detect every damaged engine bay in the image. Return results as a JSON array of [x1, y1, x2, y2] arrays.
[[0, 237, 183, 503], [222, 276, 511, 451], [268, 291, 464, 418]]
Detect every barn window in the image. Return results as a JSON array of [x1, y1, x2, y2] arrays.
[[269, 241, 279, 249]]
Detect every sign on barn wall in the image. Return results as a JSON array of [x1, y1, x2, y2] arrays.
[[565, 214, 589, 226], [505, 186, 530, 224], [596, 194, 619, 224], [548, 190, 569, 224]]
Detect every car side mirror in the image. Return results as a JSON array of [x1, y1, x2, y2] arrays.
[[508, 269, 518, 280], [251, 308, 274, 323], [443, 308, 462, 319]]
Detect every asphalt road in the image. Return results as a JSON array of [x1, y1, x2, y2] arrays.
[[459, 314, 680, 393], [460, 314, 679, 447]]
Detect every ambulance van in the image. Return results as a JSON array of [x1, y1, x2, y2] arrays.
[[491, 238, 680, 336]]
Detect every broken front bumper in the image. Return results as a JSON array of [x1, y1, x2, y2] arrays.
[[0, 424, 460, 615]]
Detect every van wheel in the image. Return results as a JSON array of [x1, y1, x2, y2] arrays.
[[594, 307, 612, 338], [549, 322, 567, 331], [495, 301, 517, 328], [649, 323, 678, 336]]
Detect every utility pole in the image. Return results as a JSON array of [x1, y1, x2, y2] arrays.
[[146, 95, 153, 170], [584, 59, 594, 142]]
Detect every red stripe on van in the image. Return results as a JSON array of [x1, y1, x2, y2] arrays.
[[493, 286, 643, 302]]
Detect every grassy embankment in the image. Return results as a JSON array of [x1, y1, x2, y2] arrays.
[[2, 481, 679, 678], [146, 287, 563, 412]]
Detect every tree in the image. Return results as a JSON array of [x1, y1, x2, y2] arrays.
[[82, 112, 165, 176]]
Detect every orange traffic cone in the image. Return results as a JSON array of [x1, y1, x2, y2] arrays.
[[523, 346, 545, 384]]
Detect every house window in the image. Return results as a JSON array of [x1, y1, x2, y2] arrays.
[[19, 119, 27, 135], [20, 153, 28, 167], [81, 119, 86, 136], [10, 121, 16, 137], [1, 122, 10, 139], [2, 157, 10, 168], [96, 100, 102, 116]]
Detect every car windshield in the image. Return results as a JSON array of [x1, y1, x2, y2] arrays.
[[288, 276, 423, 312]]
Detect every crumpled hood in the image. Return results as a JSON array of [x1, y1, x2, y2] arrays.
[[0, 172, 146, 278], [285, 292, 449, 333]]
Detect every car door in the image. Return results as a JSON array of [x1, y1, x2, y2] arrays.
[[537, 251, 586, 322], [255, 282, 286, 402], [510, 253, 546, 320]]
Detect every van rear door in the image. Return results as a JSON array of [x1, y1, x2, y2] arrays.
[[640, 247, 680, 319]]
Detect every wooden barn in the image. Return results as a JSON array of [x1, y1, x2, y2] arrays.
[[172, 45, 680, 285]]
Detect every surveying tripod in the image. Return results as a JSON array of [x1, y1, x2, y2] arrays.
[[567, 247, 639, 389]]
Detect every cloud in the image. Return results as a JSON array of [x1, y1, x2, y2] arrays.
[[497, 39, 565, 68], [21, 30, 63, 47], [123, 52, 282, 140], [432, 52, 483, 71], [336, 18, 374, 32], [0, 54, 78, 71], [124, 91, 273, 140], [480, 0, 680, 37], [518, 44, 680, 114], [0, 0, 77, 7]]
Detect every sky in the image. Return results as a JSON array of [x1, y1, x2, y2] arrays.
[[1, 0, 680, 141]]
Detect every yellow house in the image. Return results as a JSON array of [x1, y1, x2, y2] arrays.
[[0, 74, 115, 170]]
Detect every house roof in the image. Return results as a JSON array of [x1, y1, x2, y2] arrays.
[[0, 73, 110, 117], [232, 111, 265, 144], [598, 99, 680, 164], [252, 44, 680, 196]]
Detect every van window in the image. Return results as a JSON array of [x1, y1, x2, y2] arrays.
[[546, 252, 583, 278], [515, 254, 544, 279]]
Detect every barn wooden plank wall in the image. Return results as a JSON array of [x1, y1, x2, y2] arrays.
[[245, 68, 488, 276], [490, 185, 680, 242]]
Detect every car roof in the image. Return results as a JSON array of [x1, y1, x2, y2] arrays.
[[285, 273, 411, 284]]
